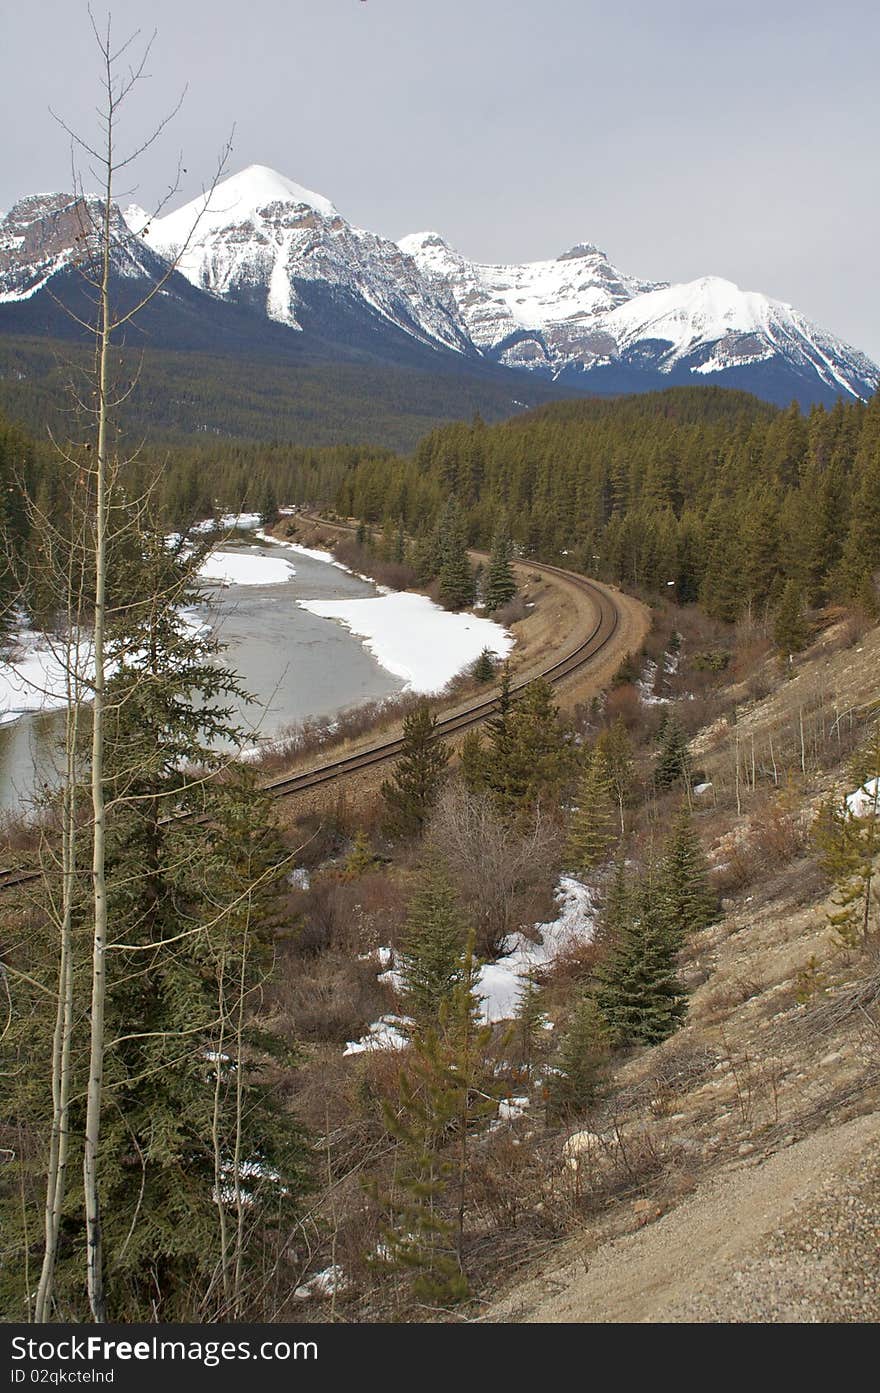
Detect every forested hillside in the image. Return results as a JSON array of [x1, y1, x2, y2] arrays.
[[332, 387, 880, 617]]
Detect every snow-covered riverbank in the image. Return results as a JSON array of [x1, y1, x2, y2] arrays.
[[1, 515, 512, 722], [299, 591, 513, 696]]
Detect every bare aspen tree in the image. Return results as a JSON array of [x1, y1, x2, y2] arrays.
[[43, 11, 230, 1319]]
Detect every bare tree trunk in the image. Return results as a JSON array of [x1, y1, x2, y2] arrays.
[[862, 738, 879, 941], [82, 164, 112, 1323], [34, 683, 80, 1321]]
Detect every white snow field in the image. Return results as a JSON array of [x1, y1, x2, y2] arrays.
[[197, 549, 297, 587], [298, 591, 513, 695], [0, 629, 86, 725]]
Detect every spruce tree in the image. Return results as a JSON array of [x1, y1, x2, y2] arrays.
[[596, 876, 688, 1047], [566, 751, 618, 877], [399, 860, 471, 1028], [547, 994, 609, 1121], [458, 728, 487, 793], [485, 678, 575, 817], [2, 527, 313, 1321], [343, 828, 376, 878], [472, 647, 496, 683], [658, 807, 718, 949], [814, 724, 880, 944], [595, 717, 635, 834], [437, 505, 475, 611], [773, 579, 809, 661], [484, 523, 517, 613], [374, 939, 494, 1306], [514, 972, 548, 1080], [654, 713, 691, 791], [381, 703, 450, 838]]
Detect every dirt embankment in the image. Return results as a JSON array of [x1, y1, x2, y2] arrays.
[[488, 1110, 880, 1323], [483, 620, 880, 1325]]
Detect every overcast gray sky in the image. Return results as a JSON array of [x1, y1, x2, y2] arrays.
[[4, 0, 879, 359]]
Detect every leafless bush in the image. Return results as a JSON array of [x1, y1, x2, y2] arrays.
[[332, 537, 419, 592], [274, 950, 388, 1043], [426, 783, 562, 956], [468, 1130, 556, 1234], [492, 593, 529, 627]]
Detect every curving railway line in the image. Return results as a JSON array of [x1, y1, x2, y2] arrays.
[[0, 554, 626, 894]]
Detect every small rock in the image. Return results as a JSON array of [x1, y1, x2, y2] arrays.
[[738, 1141, 756, 1156]]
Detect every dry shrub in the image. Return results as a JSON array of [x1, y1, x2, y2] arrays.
[[468, 1129, 555, 1234], [332, 537, 419, 592], [712, 793, 810, 895], [287, 871, 407, 959], [604, 682, 642, 731], [426, 785, 562, 957], [492, 593, 529, 626], [274, 950, 388, 1042], [749, 795, 809, 867]]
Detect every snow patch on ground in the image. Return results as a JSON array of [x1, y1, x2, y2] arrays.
[[197, 550, 297, 587], [344, 877, 598, 1055], [298, 592, 513, 695], [477, 876, 598, 1024], [342, 1015, 410, 1057], [847, 777, 879, 819]]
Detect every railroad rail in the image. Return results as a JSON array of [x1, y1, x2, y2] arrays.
[[0, 552, 625, 892]]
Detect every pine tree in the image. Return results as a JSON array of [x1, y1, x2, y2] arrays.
[[814, 724, 880, 945], [437, 505, 475, 611], [374, 939, 495, 1306], [565, 751, 618, 877], [595, 718, 635, 834], [472, 647, 496, 683], [485, 678, 575, 817], [258, 478, 278, 527], [484, 523, 517, 613], [381, 703, 450, 838], [2, 527, 312, 1320], [773, 579, 809, 662], [547, 995, 609, 1121], [658, 807, 718, 948], [654, 713, 691, 791], [458, 728, 487, 793], [514, 972, 548, 1081], [596, 876, 688, 1047], [399, 860, 471, 1028], [343, 828, 376, 878]]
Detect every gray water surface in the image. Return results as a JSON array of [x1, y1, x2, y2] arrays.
[[0, 542, 404, 818]]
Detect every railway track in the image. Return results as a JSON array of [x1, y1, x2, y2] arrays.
[[0, 551, 625, 892]]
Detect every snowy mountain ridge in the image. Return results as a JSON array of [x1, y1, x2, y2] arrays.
[[1, 164, 877, 407], [141, 165, 469, 352], [399, 230, 877, 399]]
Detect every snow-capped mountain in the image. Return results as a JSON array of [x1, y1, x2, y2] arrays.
[[141, 165, 471, 355], [1, 165, 876, 409], [400, 232, 878, 402], [399, 232, 659, 370], [0, 193, 165, 303]]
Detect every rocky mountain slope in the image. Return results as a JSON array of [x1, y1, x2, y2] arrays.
[[401, 230, 878, 404]]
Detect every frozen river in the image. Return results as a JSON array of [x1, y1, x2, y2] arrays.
[[0, 542, 404, 818]]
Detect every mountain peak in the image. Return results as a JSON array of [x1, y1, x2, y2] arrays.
[[149, 165, 337, 256], [214, 165, 337, 218], [557, 241, 604, 261]]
